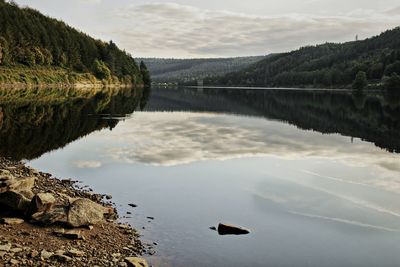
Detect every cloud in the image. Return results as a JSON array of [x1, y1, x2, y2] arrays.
[[386, 6, 400, 15], [110, 3, 400, 57], [99, 112, 400, 190], [73, 160, 102, 169]]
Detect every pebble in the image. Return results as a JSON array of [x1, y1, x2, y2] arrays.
[[40, 250, 53, 259], [10, 248, 23, 253], [0, 243, 11, 252]]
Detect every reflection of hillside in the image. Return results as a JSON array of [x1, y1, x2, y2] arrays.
[[148, 88, 400, 153], [0, 87, 146, 160]]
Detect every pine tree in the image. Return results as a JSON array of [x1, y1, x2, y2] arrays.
[[352, 71, 368, 91]]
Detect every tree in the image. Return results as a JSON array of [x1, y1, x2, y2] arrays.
[[384, 73, 400, 91], [93, 59, 111, 80], [140, 61, 151, 87], [352, 71, 368, 91], [0, 37, 9, 65]]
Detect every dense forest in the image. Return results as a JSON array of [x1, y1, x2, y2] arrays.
[[0, 0, 150, 86], [138, 56, 265, 84], [205, 27, 400, 90], [148, 87, 400, 153], [0, 86, 148, 160]]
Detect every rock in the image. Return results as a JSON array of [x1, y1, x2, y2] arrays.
[[53, 254, 72, 262], [10, 259, 21, 265], [0, 173, 36, 194], [217, 223, 250, 235], [19, 190, 35, 199], [67, 248, 85, 257], [61, 179, 73, 185], [0, 243, 11, 252], [209, 226, 217, 231], [53, 229, 84, 240], [128, 204, 137, 208], [31, 206, 68, 225], [40, 250, 53, 260], [125, 257, 149, 267], [0, 190, 31, 212], [146, 217, 154, 220], [1, 217, 25, 225], [10, 247, 23, 253], [54, 249, 66, 256], [27, 193, 56, 216], [30, 250, 39, 258], [118, 224, 131, 230], [67, 198, 109, 227]]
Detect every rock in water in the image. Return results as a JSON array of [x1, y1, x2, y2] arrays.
[[125, 257, 149, 267], [217, 223, 250, 235], [67, 198, 108, 227]]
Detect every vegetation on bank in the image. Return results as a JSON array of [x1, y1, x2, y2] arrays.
[[205, 27, 400, 90], [0, 0, 150, 87]]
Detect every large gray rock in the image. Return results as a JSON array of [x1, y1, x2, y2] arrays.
[[27, 193, 56, 216], [0, 171, 36, 214], [31, 206, 68, 225], [67, 198, 109, 227], [0, 171, 36, 194], [30, 198, 111, 227], [0, 190, 31, 212]]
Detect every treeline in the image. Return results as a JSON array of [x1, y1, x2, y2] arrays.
[[206, 27, 400, 90], [0, 86, 148, 160], [138, 56, 265, 84], [0, 0, 150, 86]]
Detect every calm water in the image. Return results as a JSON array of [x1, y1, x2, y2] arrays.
[[1, 87, 400, 267]]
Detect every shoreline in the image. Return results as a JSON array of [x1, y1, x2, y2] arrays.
[[0, 83, 144, 90], [0, 157, 151, 267]]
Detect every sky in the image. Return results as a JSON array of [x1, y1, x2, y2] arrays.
[[13, 0, 400, 58]]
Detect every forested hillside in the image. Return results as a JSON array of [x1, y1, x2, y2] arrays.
[[206, 27, 400, 89], [138, 56, 265, 84], [0, 0, 148, 86]]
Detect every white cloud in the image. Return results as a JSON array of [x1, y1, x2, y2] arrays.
[[73, 160, 102, 169], [110, 2, 400, 57], [98, 112, 400, 195]]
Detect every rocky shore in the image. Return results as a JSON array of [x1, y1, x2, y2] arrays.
[[0, 157, 149, 267]]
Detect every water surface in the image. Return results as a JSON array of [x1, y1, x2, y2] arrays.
[[1, 87, 400, 267]]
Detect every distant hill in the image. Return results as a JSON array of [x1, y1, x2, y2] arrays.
[[138, 56, 265, 84], [0, 0, 148, 86], [206, 27, 400, 89]]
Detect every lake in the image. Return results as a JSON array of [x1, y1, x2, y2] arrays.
[[1, 86, 400, 267]]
